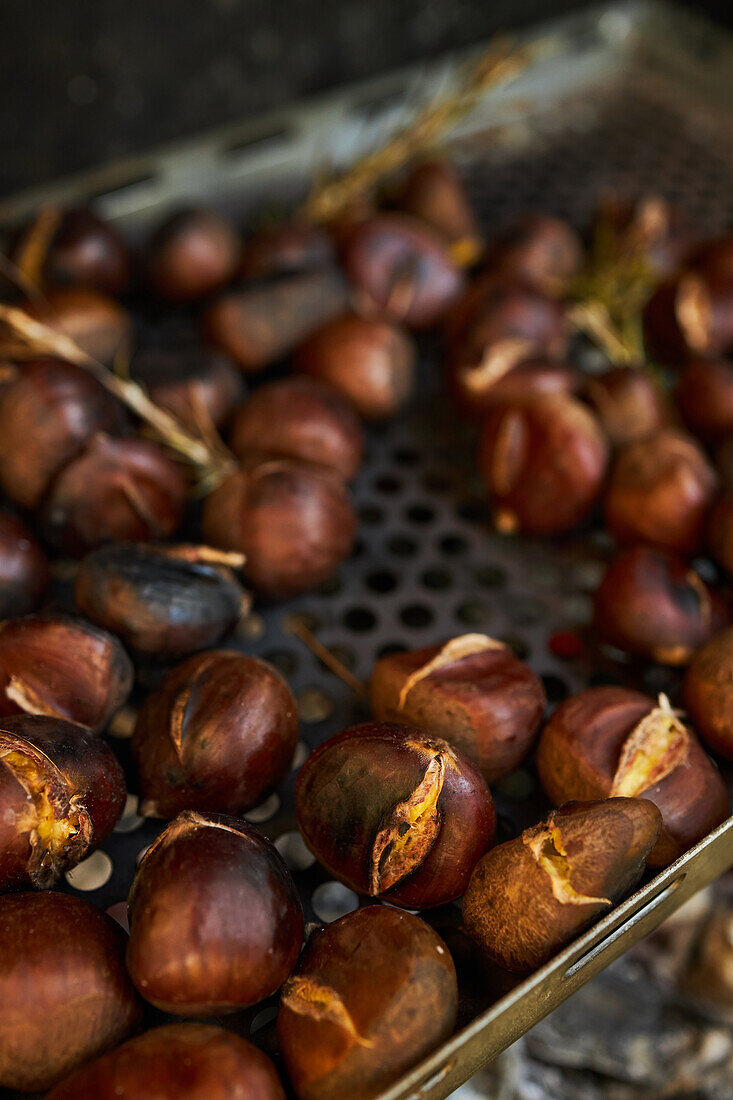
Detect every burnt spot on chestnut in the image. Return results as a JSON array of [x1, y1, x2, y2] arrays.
[[394, 159, 482, 263], [295, 721, 495, 908], [485, 214, 583, 294], [12, 207, 132, 297], [685, 627, 733, 761], [536, 686, 729, 867], [463, 798, 662, 973], [126, 810, 303, 1014], [278, 905, 457, 1100], [240, 222, 335, 283], [370, 634, 546, 784], [130, 346, 245, 431], [0, 511, 49, 619], [75, 542, 250, 660], [132, 649, 298, 817], [0, 714, 126, 890], [0, 891, 143, 1092], [584, 366, 670, 448], [25, 287, 133, 364], [146, 207, 241, 302]]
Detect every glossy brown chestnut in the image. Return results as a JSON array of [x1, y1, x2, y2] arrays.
[[295, 313, 416, 420], [295, 721, 496, 908], [675, 273, 733, 357], [593, 545, 726, 665], [25, 287, 133, 364], [395, 159, 482, 263], [126, 810, 303, 1014], [147, 207, 241, 301], [46, 1023, 286, 1100], [0, 511, 49, 618], [604, 429, 717, 555], [687, 234, 733, 281], [278, 905, 457, 1100], [204, 269, 349, 372], [40, 433, 189, 553], [486, 214, 584, 293], [343, 213, 465, 329], [643, 276, 688, 365], [75, 542, 249, 660], [596, 194, 698, 277], [463, 798, 662, 973], [708, 490, 733, 574], [229, 376, 364, 479], [132, 649, 298, 817], [676, 358, 733, 442], [452, 354, 579, 420], [478, 393, 608, 535], [201, 459, 356, 598], [11, 207, 131, 296], [685, 627, 733, 760], [536, 687, 729, 867], [370, 634, 546, 784], [584, 366, 670, 448], [0, 714, 126, 890], [0, 358, 122, 509], [240, 222, 335, 282], [131, 345, 245, 430], [0, 891, 142, 1092]]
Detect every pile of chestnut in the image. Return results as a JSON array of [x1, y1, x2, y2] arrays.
[[1, 157, 733, 1100]]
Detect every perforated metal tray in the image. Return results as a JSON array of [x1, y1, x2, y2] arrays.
[[2, 3, 733, 1098]]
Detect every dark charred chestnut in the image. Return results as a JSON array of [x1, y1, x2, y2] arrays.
[[278, 905, 457, 1100], [127, 810, 303, 1014], [0, 511, 49, 618], [675, 273, 733, 357], [295, 721, 495, 909], [0, 614, 133, 730], [295, 313, 415, 420], [204, 269, 349, 372], [604, 429, 717, 554], [26, 287, 133, 364], [593, 545, 726, 665], [584, 366, 670, 448], [596, 194, 698, 277], [676, 358, 733, 442], [229, 376, 364, 479], [240, 222, 335, 282], [46, 1023, 286, 1100], [0, 891, 142, 1092], [75, 542, 249, 660], [478, 393, 609, 535], [370, 633, 546, 784], [395, 159, 482, 264], [132, 649, 298, 817], [0, 358, 122, 509], [486, 214, 583, 294], [685, 627, 733, 760], [147, 207, 241, 301], [201, 459, 356, 598], [130, 345, 245, 430], [536, 687, 728, 867], [463, 798, 661, 973], [343, 213, 465, 329], [708, 490, 733, 574], [11, 207, 131, 296], [0, 714, 126, 890]]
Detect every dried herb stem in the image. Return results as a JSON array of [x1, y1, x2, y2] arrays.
[[284, 614, 367, 697]]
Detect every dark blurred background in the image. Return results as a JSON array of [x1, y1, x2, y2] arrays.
[[4, 0, 732, 197]]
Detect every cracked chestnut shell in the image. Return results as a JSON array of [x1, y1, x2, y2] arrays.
[[395, 159, 481, 263], [25, 287, 133, 364], [147, 207, 241, 301], [131, 346, 245, 431], [593, 546, 726, 665], [675, 272, 733, 357], [685, 627, 733, 761], [240, 222, 335, 282], [536, 687, 728, 867], [278, 905, 457, 1100], [0, 511, 49, 618], [463, 798, 662, 973], [0, 891, 142, 1092], [201, 459, 356, 598], [230, 377, 364, 479], [604, 429, 717, 555], [370, 634, 546, 784], [584, 366, 670, 448], [132, 649, 298, 817], [479, 393, 608, 535], [75, 542, 249, 660], [0, 614, 133, 731], [126, 811, 303, 1014], [46, 1023, 286, 1100], [295, 721, 496, 908], [485, 214, 583, 294], [11, 207, 131, 296], [676, 358, 733, 442], [450, 355, 581, 420], [0, 714, 125, 890]]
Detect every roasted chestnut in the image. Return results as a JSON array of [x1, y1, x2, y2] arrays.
[[0, 714, 126, 890], [204, 269, 349, 372], [229, 376, 364, 479], [343, 213, 465, 329], [0, 358, 122, 509], [46, 1023, 286, 1100], [486, 214, 583, 294], [26, 287, 133, 364], [75, 542, 249, 660], [0, 511, 49, 618], [395, 159, 481, 264], [40, 433, 189, 553], [295, 313, 416, 420], [240, 222, 335, 282], [131, 345, 245, 430], [536, 687, 728, 867], [595, 194, 698, 277], [450, 354, 580, 420], [676, 358, 733, 442], [675, 273, 733, 357], [278, 905, 457, 1100], [11, 207, 131, 296], [643, 276, 688, 365], [708, 490, 733, 574], [0, 614, 133, 730], [687, 234, 733, 281], [604, 429, 717, 555], [478, 393, 608, 535], [133, 649, 298, 817], [147, 207, 241, 301], [463, 798, 661, 973], [685, 627, 733, 760], [370, 633, 546, 784], [126, 810, 303, 1014], [201, 459, 356, 598], [593, 545, 726, 665], [0, 891, 142, 1092], [295, 721, 495, 908], [584, 366, 669, 448]]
